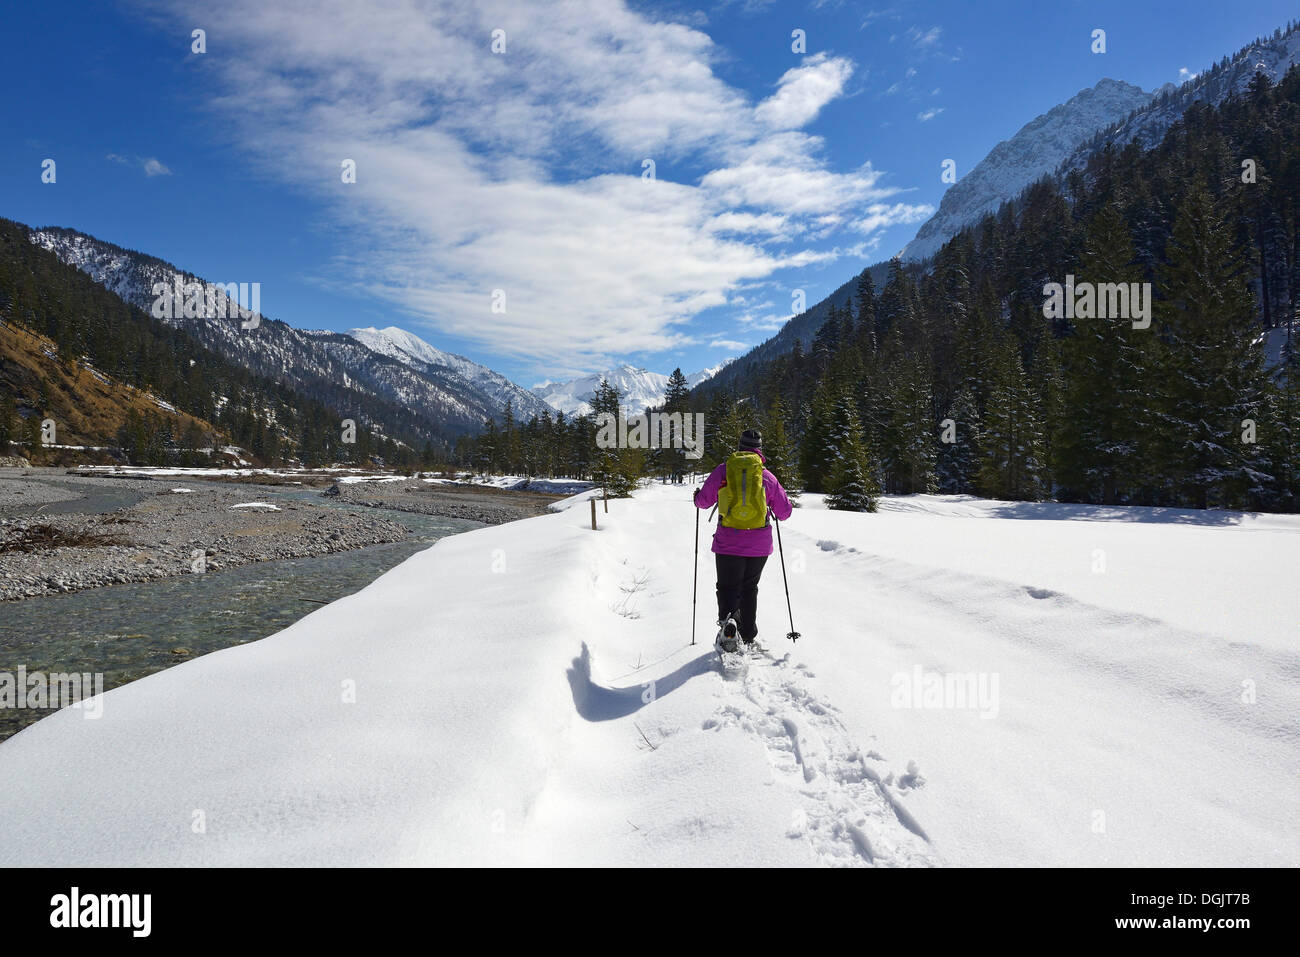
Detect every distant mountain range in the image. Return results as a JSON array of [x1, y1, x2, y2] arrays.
[[532, 363, 726, 417], [27, 226, 732, 436], [30, 228, 555, 441]]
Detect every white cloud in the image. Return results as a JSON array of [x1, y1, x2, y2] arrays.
[[701, 134, 904, 217], [736, 310, 788, 331], [851, 202, 933, 234], [106, 153, 171, 176], [904, 24, 959, 62], [916, 107, 944, 122], [709, 338, 747, 350], [908, 25, 941, 48], [706, 211, 793, 239], [754, 53, 854, 130], [1178, 67, 1199, 81], [141, 0, 922, 373], [860, 7, 900, 28]]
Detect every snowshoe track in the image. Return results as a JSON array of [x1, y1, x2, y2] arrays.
[[705, 652, 938, 867]]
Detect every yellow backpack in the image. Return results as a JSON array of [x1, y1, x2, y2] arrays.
[[718, 452, 768, 529]]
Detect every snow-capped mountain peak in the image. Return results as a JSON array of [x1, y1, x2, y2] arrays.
[[902, 23, 1300, 264], [901, 78, 1155, 262], [1054, 24, 1300, 180], [344, 326, 553, 420], [532, 362, 728, 417], [348, 326, 452, 367]]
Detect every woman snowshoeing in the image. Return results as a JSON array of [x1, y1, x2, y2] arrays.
[[693, 428, 793, 653]]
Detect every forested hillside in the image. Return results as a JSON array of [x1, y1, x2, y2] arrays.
[[695, 68, 1300, 513], [0, 218, 424, 467]]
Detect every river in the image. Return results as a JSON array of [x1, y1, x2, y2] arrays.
[[0, 481, 481, 742]]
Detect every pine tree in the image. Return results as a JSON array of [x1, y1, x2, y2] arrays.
[[663, 368, 690, 413], [798, 378, 839, 493], [880, 355, 938, 494], [569, 413, 594, 480], [876, 258, 912, 340], [936, 385, 981, 493], [1272, 326, 1300, 508], [536, 410, 555, 477], [1152, 182, 1270, 509], [477, 419, 498, 477], [825, 394, 880, 511], [1056, 205, 1153, 504], [811, 304, 842, 373], [1030, 325, 1067, 499], [761, 395, 800, 499], [586, 379, 644, 496], [657, 368, 692, 480], [591, 378, 627, 495], [855, 268, 877, 335], [705, 393, 746, 473], [501, 400, 525, 474], [978, 336, 1046, 500], [1272, 344, 1300, 508]]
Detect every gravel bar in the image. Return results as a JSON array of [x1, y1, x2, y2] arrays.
[[0, 472, 409, 602]]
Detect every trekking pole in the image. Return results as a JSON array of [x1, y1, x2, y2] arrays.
[[772, 511, 801, 643], [691, 493, 700, 645]]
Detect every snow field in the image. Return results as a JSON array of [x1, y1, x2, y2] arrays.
[[0, 484, 1295, 866]]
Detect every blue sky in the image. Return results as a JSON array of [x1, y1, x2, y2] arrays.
[[2, 0, 1296, 387]]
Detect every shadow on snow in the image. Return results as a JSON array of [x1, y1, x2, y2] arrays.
[[566, 642, 715, 721]]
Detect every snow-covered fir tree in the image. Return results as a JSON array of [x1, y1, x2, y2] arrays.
[[937, 384, 982, 493], [1152, 182, 1270, 509], [978, 336, 1046, 500], [826, 392, 881, 511]]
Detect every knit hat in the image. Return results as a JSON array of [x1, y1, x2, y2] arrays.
[[738, 428, 762, 451]]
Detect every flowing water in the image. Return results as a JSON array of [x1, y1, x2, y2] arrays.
[[0, 482, 481, 742]]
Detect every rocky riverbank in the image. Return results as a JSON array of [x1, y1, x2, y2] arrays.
[[325, 477, 562, 524], [0, 472, 408, 601], [0, 469, 155, 512]]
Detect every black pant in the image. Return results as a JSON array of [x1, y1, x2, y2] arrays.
[[715, 554, 767, 641]]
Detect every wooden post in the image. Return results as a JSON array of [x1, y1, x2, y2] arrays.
[[603, 487, 608, 513], [590, 498, 597, 530]]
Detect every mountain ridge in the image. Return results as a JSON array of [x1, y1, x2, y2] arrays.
[[28, 227, 547, 441], [901, 77, 1156, 262]]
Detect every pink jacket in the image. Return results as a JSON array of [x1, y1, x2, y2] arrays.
[[693, 453, 793, 557]]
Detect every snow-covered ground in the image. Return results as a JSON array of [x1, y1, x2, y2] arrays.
[[0, 486, 1296, 866]]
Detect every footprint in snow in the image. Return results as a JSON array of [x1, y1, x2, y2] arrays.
[[704, 657, 938, 867]]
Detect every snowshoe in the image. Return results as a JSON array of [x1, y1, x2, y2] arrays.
[[716, 614, 740, 654], [715, 614, 746, 675]]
